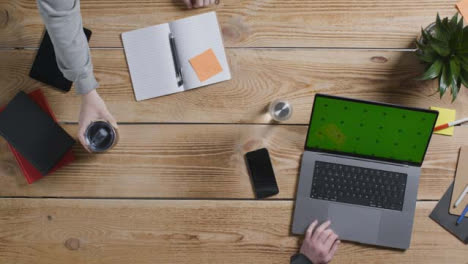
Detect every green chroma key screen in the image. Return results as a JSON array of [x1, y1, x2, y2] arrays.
[[306, 95, 438, 165]]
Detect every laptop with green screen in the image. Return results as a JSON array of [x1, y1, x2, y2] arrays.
[[305, 94, 438, 166], [292, 94, 438, 249]]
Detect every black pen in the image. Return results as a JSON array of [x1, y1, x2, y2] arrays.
[[169, 33, 183, 87]]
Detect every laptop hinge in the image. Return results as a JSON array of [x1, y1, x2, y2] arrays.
[[316, 152, 411, 168]]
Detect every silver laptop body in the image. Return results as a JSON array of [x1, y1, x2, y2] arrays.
[[291, 94, 438, 250]]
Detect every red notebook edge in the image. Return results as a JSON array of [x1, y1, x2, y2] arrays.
[[0, 89, 75, 184]]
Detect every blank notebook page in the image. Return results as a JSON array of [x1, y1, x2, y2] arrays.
[[169, 11, 231, 90], [122, 24, 180, 101]]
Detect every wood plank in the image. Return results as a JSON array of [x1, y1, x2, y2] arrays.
[[0, 124, 465, 199], [2, 49, 468, 124], [0, 0, 457, 48], [0, 199, 466, 264]]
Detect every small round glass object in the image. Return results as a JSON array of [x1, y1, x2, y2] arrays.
[[269, 100, 293, 122], [84, 121, 118, 152]]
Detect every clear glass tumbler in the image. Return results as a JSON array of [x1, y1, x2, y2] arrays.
[[269, 100, 293, 122]]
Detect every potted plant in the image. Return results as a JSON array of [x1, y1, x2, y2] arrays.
[[416, 13, 468, 101]]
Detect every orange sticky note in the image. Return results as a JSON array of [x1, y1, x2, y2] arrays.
[[457, 0, 468, 23], [189, 49, 223, 82]]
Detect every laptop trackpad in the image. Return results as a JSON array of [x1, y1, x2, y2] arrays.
[[328, 203, 381, 243]]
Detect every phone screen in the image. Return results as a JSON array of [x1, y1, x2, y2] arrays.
[[245, 148, 279, 198]]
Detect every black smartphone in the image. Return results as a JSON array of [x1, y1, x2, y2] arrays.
[[29, 28, 92, 92], [245, 148, 279, 198]]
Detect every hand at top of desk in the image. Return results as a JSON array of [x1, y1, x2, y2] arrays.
[[182, 0, 219, 9]]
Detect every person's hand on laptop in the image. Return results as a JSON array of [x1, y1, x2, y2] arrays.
[[78, 90, 118, 152], [182, 0, 218, 8], [299, 220, 340, 264]]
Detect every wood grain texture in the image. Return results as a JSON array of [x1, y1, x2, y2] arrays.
[[1, 49, 467, 124], [1, 1, 466, 262], [0, 199, 466, 264], [0, 124, 465, 199], [0, 0, 458, 48]]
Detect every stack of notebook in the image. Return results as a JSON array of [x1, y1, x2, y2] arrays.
[[0, 90, 75, 184]]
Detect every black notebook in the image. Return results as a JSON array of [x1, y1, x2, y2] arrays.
[[430, 182, 468, 244], [29, 28, 92, 92], [0, 92, 75, 175]]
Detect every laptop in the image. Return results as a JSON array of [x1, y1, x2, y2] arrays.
[[291, 94, 438, 250]]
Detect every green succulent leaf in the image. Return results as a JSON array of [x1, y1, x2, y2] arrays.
[[456, 15, 464, 49], [450, 13, 458, 30], [439, 65, 449, 98], [450, 57, 461, 78], [419, 59, 443, 80], [456, 46, 468, 55], [436, 13, 442, 28], [442, 17, 450, 29], [435, 14, 446, 40], [435, 19, 450, 41], [459, 56, 468, 72], [420, 29, 432, 45], [449, 14, 462, 49], [436, 13, 442, 25], [450, 58, 461, 101], [460, 69, 468, 88], [430, 39, 450, 56], [452, 81, 461, 102], [456, 29, 468, 54], [416, 51, 437, 63], [461, 27, 468, 50], [416, 41, 438, 62]]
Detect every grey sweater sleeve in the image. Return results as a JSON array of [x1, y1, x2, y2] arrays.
[[36, 0, 98, 94], [291, 253, 313, 264]]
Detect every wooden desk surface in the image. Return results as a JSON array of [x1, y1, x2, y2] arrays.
[[1, 0, 467, 263]]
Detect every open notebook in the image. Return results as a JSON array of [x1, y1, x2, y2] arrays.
[[122, 11, 231, 101]]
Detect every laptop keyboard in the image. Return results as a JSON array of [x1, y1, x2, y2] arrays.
[[310, 161, 407, 211]]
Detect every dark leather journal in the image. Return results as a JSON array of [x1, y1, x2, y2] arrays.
[[0, 90, 75, 183], [29, 28, 92, 92], [0, 92, 75, 175], [430, 182, 468, 244]]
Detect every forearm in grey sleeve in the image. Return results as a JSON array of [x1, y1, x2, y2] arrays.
[[291, 253, 313, 264], [36, 0, 98, 94]]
